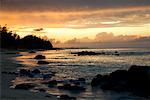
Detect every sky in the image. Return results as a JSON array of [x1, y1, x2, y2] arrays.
[[0, 0, 150, 47]]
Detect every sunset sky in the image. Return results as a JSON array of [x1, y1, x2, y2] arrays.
[[0, 0, 150, 44]]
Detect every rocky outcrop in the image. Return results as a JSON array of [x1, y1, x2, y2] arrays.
[[15, 83, 36, 90], [71, 51, 120, 56], [91, 65, 150, 97], [37, 61, 49, 64], [34, 55, 46, 59], [59, 94, 76, 100], [58, 84, 85, 91]]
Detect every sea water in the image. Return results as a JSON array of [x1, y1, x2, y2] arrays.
[[12, 48, 150, 100]]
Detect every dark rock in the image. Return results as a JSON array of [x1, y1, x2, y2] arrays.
[[34, 55, 46, 59], [58, 84, 85, 91], [127, 65, 150, 92], [59, 94, 76, 100], [43, 80, 57, 87], [45, 95, 51, 98], [114, 51, 119, 56], [31, 69, 41, 74], [37, 61, 49, 64], [109, 70, 128, 81], [78, 78, 86, 83], [69, 79, 80, 85], [91, 65, 150, 97], [38, 88, 46, 92], [69, 78, 86, 85], [43, 74, 53, 80], [15, 83, 35, 90], [19, 69, 34, 77], [71, 51, 101, 56], [48, 80, 57, 87], [91, 74, 109, 86]]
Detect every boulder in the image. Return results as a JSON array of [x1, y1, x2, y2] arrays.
[[42, 80, 57, 87], [91, 74, 109, 86], [78, 78, 86, 83], [59, 94, 76, 100], [127, 65, 150, 92], [71, 51, 101, 56], [43, 74, 53, 80], [91, 65, 150, 97], [58, 84, 85, 91], [19, 69, 34, 77], [31, 69, 41, 74], [48, 80, 57, 87], [15, 83, 35, 90], [34, 55, 46, 59], [37, 61, 49, 64]]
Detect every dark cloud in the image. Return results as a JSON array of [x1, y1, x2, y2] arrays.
[[33, 28, 43, 32], [132, 36, 150, 42], [55, 33, 150, 48], [1, 0, 150, 12], [64, 32, 138, 44]]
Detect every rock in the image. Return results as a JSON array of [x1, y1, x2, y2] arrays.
[[31, 69, 41, 74], [19, 69, 34, 77], [15, 83, 35, 90], [91, 65, 150, 97], [34, 55, 46, 59], [45, 95, 51, 98], [69, 80, 80, 85], [109, 70, 128, 81], [78, 78, 86, 83], [42, 80, 57, 87], [38, 88, 46, 92], [59, 94, 76, 100], [58, 84, 85, 91], [127, 65, 150, 92], [48, 80, 57, 87], [37, 61, 49, 64], [69, 78, 86, 85], [114, 51, 119, 56], [91, 74, 109, 86], [71, 51, 101, 56], [43, 74, 53, 80]]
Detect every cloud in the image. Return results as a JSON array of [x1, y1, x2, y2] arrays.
[[132, 36, 150, 42], [1, 0, 150, 12], [95, 32, 139, 42], [0, 0, 149, 29], [55, 33, 150, 48], [33, 28, 43, 32], [64, 32, 139, 44]]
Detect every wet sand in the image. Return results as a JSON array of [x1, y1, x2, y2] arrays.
[[0, 51, 57, 100]]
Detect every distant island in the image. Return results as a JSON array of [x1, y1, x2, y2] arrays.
[[0, 26, 53, 49]]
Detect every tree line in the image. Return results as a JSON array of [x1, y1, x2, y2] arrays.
[[0, 26, 53, 49]]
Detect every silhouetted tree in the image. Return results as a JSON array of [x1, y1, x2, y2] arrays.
[[0, 26, 20, 49], [0, 26, 53, 49], [19, 35, 53, 49]]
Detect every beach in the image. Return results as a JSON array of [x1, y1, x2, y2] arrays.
[[0, 50, 57, 100]]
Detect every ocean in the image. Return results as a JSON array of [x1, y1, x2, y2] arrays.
[[12, 48, 150, 100]]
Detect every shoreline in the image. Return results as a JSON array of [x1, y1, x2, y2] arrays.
[[1, 51, 57, 100], [1, 49, 149, 100]]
